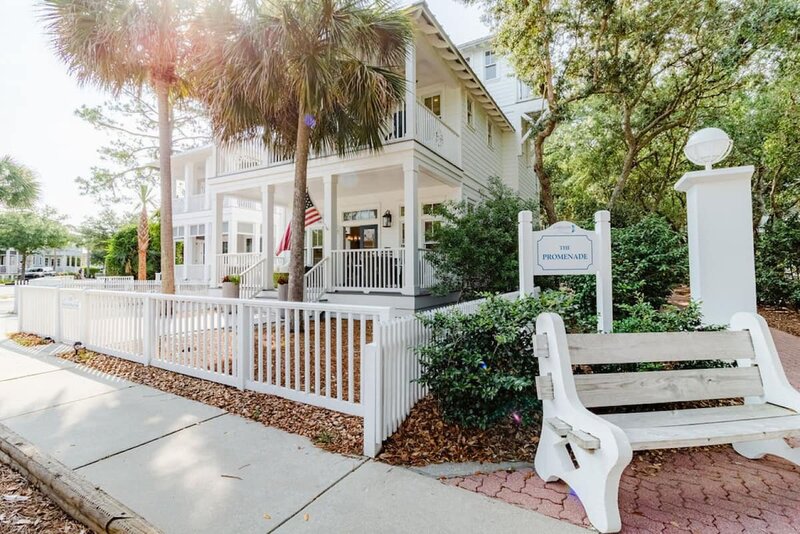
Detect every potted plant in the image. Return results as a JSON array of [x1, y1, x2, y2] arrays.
[[275, 272, 289, 301], [221, 274, 240, 298]]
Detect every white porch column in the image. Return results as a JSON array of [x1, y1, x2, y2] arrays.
[[674, 166, 757, 325], [184, 163, 193, 212], [261, 184, 275, 287], [404, 39, 416, 139], [183, 224, 193, 280], [323, 175, 338, 289], [209, 192, 223, 285], [403, 162, 419, 296]]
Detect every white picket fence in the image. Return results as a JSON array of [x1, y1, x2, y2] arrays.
[[15, 284, 509, 456]]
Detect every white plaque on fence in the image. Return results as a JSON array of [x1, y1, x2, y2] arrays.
[[533, 222, 597, 276]]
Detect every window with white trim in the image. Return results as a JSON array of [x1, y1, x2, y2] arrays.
[[518, 80, 533, 101], [423, 94, 442, 118], [466, 98, 474, 127], [487, 121, 494, 147], [484, 50, 497, 80]]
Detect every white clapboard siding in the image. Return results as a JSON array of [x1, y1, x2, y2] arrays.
[[534, 331, 755, 364]]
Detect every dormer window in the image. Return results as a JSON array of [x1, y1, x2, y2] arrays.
[[484, 50, 497, 80]]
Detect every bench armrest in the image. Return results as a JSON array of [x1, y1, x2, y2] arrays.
[[731, 312, 800, 412], [536, 313, 632, 456]]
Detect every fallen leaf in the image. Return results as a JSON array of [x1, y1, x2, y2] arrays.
[[304, 514, 310, 521], [263, 513, 271, 520]]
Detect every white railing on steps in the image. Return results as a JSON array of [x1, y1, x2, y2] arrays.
[[304, 257, 328, 303], [240, 258, 267, 299]]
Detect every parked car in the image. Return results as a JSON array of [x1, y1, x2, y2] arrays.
[[24, 267, 54, 279]]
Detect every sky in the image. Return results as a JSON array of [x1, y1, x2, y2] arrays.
[[0, 0, 492, 227]]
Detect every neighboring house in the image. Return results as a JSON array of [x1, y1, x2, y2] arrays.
[[169, 1, 543, 312], [1, 246, 89, 277]]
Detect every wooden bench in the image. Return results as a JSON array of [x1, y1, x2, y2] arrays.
[[533, 312, 800, 533]]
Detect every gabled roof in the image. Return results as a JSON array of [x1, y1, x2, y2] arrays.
[[406, 2, 514, 132]]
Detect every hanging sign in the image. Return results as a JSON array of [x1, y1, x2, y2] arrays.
[[533, 222, 597, 275]]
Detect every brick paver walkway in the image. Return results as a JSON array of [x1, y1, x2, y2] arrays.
[[443, 328, 800, 533]]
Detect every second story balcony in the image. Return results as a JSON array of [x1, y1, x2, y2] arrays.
[[214, 100, 462, 178]]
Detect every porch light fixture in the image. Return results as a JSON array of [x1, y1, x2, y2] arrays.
[[382, 210, 392, 228], [684, 128, 733, 170]]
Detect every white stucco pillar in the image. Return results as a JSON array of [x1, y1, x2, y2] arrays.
[[323, 175, 338, 289], [403, 162, 419, 296], [261, 184, 275, 288], [404, 39, 416, 138], [674, 165, 757, 325], [209, 192, 223, 285]]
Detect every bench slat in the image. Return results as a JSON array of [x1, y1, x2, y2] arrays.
[[565, 331, 754, 365], [601, 403, 795, 429], [624, 414, 800, 450], [575, 366, 763, 408]]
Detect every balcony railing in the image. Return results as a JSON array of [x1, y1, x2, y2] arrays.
[[214, 101, 460, 176]]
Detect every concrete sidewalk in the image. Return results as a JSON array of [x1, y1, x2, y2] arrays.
[[0, 301, 583, 533]]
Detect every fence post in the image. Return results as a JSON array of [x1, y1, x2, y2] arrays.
[[142, 295, 153, 366], [79, 290, 90, 345], [236, 301, 251, 391], [518, 210, 535, 297], [362, 341, 381, 457], [594, 210, 613, 333], [54, 288, 62, 343]]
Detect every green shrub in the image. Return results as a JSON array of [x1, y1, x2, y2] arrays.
[[551, 215, 688, 324], [416, 291, 578, 429], [426, 177, 539, 299], [755, 215, 800, 308], [223, 274, 240, 285]]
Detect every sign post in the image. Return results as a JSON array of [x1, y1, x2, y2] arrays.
[[518, 210, 613, 332]]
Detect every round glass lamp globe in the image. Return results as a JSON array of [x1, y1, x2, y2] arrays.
[[684, 128, 733, 169]]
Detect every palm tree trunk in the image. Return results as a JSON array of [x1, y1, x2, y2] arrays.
[[137, 207, 149, 281], [156, 81, 176, 294], [288, 111, 312, 302]]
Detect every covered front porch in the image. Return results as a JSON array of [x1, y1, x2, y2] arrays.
[[207, 159, 458, 303]]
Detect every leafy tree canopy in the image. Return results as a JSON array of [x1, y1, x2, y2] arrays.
[[0, 211, 70, 274]]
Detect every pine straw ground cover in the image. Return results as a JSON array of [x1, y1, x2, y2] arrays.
[[0, 462, 87, 534]]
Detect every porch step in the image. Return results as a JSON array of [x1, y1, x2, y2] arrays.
[[254, 289, 279, 300]]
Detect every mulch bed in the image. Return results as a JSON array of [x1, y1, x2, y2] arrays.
[[0, 462, 87, 533], [8, 332, 364, 457], [759, 305, 800, 337], [378, 397, 541, 466]]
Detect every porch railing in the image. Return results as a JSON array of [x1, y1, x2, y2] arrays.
[[216, 252, 262, 282], [304, 257, 328, 302], [417, 249, 440, 290], [331, 249, 405, 293], [239, 259, 267, 299], [414, 102, 460, 166], [175, 264, 209, 282]]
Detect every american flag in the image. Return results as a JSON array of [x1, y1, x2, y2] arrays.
[[276, 191, 322, 255]]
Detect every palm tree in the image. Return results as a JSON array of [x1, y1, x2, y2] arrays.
[[135, 184, 155, 280], [193, 0, 411, 301], [0, 156, 40, 208], [42, 0, 198, 295]]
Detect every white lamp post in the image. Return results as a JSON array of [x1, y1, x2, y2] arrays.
[[674, 127, 756, 325]]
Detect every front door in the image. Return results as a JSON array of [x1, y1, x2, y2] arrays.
[[343, 225, 378, 250]]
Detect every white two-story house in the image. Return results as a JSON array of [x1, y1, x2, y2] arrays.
[[169, 2, 541, 312]]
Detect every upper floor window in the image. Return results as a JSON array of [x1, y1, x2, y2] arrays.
[[487, 121, 494, 147], [484, 50, 497, 80], [518, 80, 533, 101], [466, 98, 474, 127], [423, 94, 442, 118]]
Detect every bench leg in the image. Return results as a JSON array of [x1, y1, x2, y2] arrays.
[[734, 439, 800, 466], [535, 426, 631, 533]]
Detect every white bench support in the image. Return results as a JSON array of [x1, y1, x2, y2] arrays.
[[534, 311, 800, 533], [535, 313, 632, 533], [730, 312, 800, 465]]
